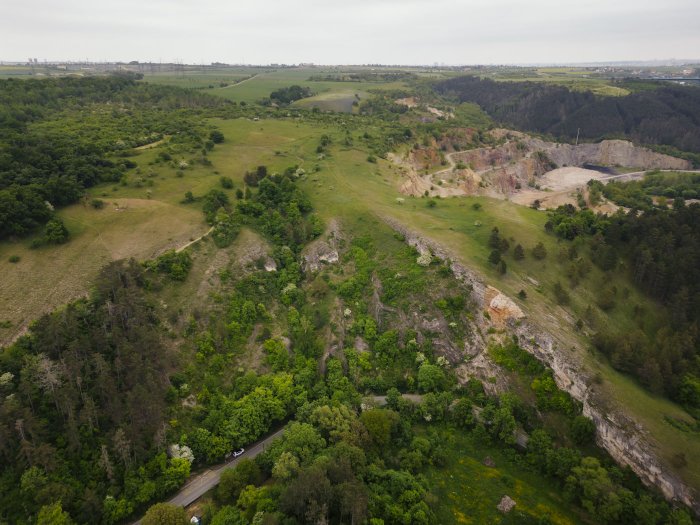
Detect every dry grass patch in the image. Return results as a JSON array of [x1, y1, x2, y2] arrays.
[[0, 199, 207, 346]]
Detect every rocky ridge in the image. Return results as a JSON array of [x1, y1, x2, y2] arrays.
[[382, 215, 699, 514]]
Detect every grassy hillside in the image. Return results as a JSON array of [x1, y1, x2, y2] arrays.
[[1, 74, 698, 523]]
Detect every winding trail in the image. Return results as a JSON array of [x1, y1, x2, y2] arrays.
[[220, 74, 259, 89], [176, 226, 214, 253]]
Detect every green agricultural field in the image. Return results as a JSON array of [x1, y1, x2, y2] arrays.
[[204, 67, 409, 105], [293, 90, 366, 113], [141, 69, 256, 90], [470, 67, 630, 96]]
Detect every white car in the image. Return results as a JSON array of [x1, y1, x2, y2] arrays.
[[233, 448, 245, 458]]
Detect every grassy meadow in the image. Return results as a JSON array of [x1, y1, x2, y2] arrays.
[[424, 427, 587, 525]]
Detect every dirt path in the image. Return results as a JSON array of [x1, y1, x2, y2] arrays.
[[135, 136, 168, 150], [176, 226, 214, 253], [221, 74, 259, 89]]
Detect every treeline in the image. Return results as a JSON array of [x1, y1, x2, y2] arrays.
[[0, 75, 230, 240], [0, 260, 177, 523], [308, 71, 416, 82], [268, 85, 313, 105], [593, 171, 700, 210], [433, 75, 700, 158], [547, 203, 700, 408]]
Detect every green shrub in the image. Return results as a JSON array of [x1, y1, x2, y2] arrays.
[[145, 250, 193, 281], [209, 130, 225, 144]]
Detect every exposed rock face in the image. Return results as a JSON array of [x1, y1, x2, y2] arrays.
[[382, 216, 699, 515], [446, 130, 691, 193], [497, 495, 516, 513], [485, 286, 524, 327], [538, 138, 691, 171], [302, 219, 344, 273], [354, 336, 369, 353]]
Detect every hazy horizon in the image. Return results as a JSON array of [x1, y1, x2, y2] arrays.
[[2, 0, 699, 66]]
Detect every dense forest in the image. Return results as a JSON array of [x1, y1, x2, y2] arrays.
[[546, 202, 700, 410], [433, 76, 700, 160], [0, 74, 231, 240]]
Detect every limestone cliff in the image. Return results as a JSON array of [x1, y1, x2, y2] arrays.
[[449, 130, 691, 189], [382, 216, 699, 514]]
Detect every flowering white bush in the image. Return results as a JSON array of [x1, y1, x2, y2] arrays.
[[344, 308, 352, 317], [448, 321, 458, 329], [395, 197, 405, 205], [178, 160, 189, 169], [415, 352, 426, 364], [282, 283, 297, 295], [436, 356, 448, 367], [0, 371, 14, 387], [168, 444, 194, 464], [416, 252, 432, 266]]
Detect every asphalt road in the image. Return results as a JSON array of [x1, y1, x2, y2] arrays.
[[130, 394, 425, 523], [131, 427, 285, 524]]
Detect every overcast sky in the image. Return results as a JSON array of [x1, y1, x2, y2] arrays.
[[2, 0, 699, 65]]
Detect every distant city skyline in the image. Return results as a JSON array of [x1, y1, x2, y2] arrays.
[[2, 0, 699, 65]]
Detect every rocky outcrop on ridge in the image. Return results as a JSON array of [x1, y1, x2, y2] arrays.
[[382, 215, 699, 514]]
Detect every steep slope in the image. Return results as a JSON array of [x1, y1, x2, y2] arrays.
[[382, 216, 699, 513]]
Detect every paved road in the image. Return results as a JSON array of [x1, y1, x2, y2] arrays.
[[369, 394, 424, 406], [131, 427, 285, 524], [130, 397, 406, 522], [132, 391, 531, 523]]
